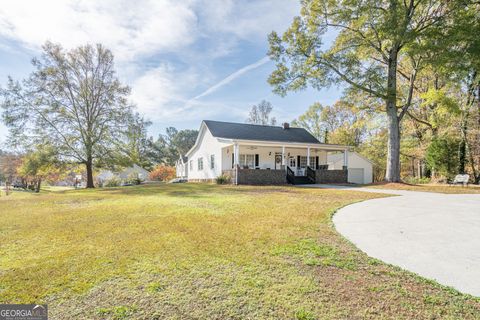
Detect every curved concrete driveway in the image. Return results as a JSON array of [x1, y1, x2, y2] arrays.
[[313, 185, 480, 296]]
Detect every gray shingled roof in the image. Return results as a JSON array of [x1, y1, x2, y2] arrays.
[[204, 120, 320, 144]]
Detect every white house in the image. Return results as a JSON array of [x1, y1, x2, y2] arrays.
[[327, 151, 373, 184], [97, 164, 150, 183], [178, 120, 373, 185], [175, 156, 188, 178]]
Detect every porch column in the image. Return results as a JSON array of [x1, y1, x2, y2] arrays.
[[307, 147, 311, 167], [343, 150, 348, 170], [281, 145, 286, 169], [233, 143, 239, 167], [234, 143, 239, 185]]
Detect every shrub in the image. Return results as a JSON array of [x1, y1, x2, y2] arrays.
[[95, 178, 104, 188], [125, 172, 142, 185], [403, 176, 431, 185], [149, 165, 176, 182], [215, 174, 231, 184], [425, 136, 460, 179], [104, 176, 121, 187]]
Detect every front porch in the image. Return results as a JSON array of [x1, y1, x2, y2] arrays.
[[223, 167, 348, 185], [220, 142, 349, 185]]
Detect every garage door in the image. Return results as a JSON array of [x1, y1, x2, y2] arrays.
[[348, 168, 364, 184]]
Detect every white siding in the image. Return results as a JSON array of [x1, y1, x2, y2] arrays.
[[186, 122, 337, 181], [221, 146, 328, 171], [97, 164, 150, 181], [176, 161, 187, 178], [327, 151, 373, 184], [118, 164, 149, 181], [348, 168, 365, 184], [187, 128, 228, 180]]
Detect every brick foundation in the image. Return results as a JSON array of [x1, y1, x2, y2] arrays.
[[223, 169, 287, 185], [220, 168, 347, 185], [315, 169, 348, 184]]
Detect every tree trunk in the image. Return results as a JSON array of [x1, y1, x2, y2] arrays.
[[385, 47, 401, 182], [411, 158, 415, 177], [459, 99, 468, 175], [86, 158, 95, 188], [386, 109, 401, 182], [476, 83, 480, 183], [459, 128, 467, 174], [35, 178, 41, 193]]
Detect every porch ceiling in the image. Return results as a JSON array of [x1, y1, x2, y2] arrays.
[[218, 138, 349, 151]]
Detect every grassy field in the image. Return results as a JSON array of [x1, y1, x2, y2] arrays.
[[0, 184, 479, 319], [365, 182, 480, 194]]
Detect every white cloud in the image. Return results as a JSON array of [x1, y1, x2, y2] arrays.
[[0, 0, 301, 127], [130, 64, 200, 120], [196, 0, 299, 41], [130, 65, 181, 117], [0, 0, 197, 61], [130, 67, 247, 124], [129, 60, 260, 123]]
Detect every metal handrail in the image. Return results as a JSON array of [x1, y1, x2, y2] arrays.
[[306, 166, 316, 183], [286, 166, 295, 184]]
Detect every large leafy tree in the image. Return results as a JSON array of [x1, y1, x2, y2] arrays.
[[401, 6, 480, 181], [425, 135, 460, 179], [291, 103, 326, 141], [293, 101, 373, 145], [146, 128, 198, 166], [268, 0, 470, 182], [116, 112, 153, 170], [170, 129, 198, 157], [1, 42, 133, 188], [0, 151, 22, 185], [17, 145, 61, 193]]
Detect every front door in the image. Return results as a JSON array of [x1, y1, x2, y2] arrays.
[[288, 157, 296, 170], [275, 153, 282, 169]]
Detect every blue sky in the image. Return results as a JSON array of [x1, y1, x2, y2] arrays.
[[0, 0, 342, 143]]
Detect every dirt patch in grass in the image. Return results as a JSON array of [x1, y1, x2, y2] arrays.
[[366, 182, 480, 194], [1, 184, 479, 319]]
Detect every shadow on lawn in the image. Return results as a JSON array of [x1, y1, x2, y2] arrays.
[[88, 183, 224, 198], [52, 183, 305, 200]]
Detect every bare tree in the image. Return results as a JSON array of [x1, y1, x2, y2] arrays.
[[1, 42, 133, 188], [246, 100, 277, 125]]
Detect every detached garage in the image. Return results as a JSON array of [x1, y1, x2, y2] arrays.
[[327, 151, 373, 184]]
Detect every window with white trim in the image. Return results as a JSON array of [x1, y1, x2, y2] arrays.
[[310, 156, 317, 168], [210, 154, 215, 169], [239, 154, 255, 168], [198, 157, 203, 171], [289, 157, 296, 167], [299, 156, 316, 168]]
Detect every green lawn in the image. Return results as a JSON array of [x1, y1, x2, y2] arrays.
[[0, 184, 479, 319]]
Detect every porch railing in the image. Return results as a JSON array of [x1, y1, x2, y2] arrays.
[[286, 166, 295, 184], [306, 166, 316, 183]]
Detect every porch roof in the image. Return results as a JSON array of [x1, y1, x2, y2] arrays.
[[218, 138, 350, 151]]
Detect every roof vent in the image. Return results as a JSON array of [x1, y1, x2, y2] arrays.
[[282, 122, 290, 130]]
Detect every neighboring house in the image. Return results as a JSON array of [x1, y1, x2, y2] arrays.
[[97, 164, 150, 183], [327, 151, 373, 184], [96, 169, 115, 181], [175, 156, 188, 178], [181, 120, 372, 185]]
